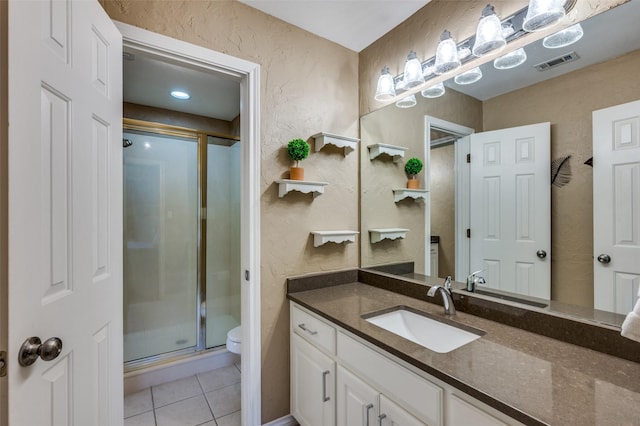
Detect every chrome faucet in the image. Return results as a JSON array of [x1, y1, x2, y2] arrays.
[[466, 270, 486, 292], [427, 276, 456, 315]]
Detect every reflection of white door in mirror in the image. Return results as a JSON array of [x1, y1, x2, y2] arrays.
[[470, 123, 551, 299], [593, 100, 640, 314]]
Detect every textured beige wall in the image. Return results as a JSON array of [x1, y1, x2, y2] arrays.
[[360, 0, 627, 116], [360, 89, 482, 271], [483, 48, 640, 307], [102, 1, 359, 422], [430, 143, 455, 278]]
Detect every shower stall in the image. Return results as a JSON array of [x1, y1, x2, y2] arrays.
[[122, 119, 240, 368]]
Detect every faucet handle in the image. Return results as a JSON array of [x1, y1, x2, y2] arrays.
[[443, 276, 452, 291]]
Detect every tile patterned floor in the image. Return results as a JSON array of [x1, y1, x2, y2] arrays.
[[124, 364, 242, 426]]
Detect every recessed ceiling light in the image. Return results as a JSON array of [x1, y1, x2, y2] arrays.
[[170, 90, 191, 100]]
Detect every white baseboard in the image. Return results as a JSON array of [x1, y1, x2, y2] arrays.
[[263, 414, 297, 426]]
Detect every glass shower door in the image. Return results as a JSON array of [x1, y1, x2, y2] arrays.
[[123, 129, 199, 363]]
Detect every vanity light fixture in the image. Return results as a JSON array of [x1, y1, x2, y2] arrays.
[[421, 82, 446, 98], [543, 23, 584, 48], [472, 4, 507, 56], [170, 90, 191, 100], [494, 47, 528, 69], [457, 45, 472, 61], [403, 51, 425, 88], [434, 30, 461, 75], [454, 67, 483, 85], [396, 94, 417, 108], [522, 0, 566, 32], [374, 65, 396, 101], [422, 64, 435, 78]]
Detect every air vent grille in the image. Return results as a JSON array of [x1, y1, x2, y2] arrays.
[[534, 51, 580, 72]]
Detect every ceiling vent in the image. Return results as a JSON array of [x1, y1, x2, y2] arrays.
[[534, 51, 580, 71]]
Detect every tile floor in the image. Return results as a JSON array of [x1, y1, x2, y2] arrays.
[[124, 364, 241, 426]]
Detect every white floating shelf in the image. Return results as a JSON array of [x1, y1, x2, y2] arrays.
[[276, 179, 328, 198], [368, 144, 408, 162], [369, 228, 409, 244], [393, 188, 428, 202], [313, 132, 359, 154], [310, 230, 359, 247]]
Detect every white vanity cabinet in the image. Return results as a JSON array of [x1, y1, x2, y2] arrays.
[[290, 303, 520, 426]]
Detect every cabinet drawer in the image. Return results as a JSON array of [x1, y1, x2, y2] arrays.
[[292, 304, 336, 355], [338, 332, 442, 426]]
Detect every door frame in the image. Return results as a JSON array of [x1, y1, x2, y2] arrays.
[[423, 116, 474, 281], [115, 22, 262, 425]]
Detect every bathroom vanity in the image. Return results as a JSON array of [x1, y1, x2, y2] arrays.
[[287, 270, 640, 426]]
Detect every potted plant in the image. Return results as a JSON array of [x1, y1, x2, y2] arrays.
[[404, 157, 423, 189], [287, 138, 310, 180]]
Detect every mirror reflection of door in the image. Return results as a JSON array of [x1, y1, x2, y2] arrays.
[[593, 100, 640, 314]]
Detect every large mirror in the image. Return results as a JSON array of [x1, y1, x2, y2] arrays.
[[360, 1, 640, 326]]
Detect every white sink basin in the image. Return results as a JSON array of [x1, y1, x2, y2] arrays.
[[364, 307, 484, 353]]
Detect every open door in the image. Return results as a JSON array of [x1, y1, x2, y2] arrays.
[[593, 100, 640, 314], [8, 0, 123, 423], [470, 123, 551, 299]]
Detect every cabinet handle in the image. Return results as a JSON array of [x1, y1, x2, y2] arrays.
[[365, 403, 374, 426], [298, 323, 318, 336], [322, 370, 330, 402], [378, 413, 387, 426]]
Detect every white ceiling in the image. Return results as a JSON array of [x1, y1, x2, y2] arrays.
[[237, 0, 432, 52]]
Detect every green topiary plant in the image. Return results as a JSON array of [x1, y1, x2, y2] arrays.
[[287, 138, 310, 167], [404, 157, 423, 178]]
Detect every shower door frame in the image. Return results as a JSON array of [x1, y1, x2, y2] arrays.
[[123, 119, 240, 367], [116, 22, 262, 426]]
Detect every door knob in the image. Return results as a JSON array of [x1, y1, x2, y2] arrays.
[[536, 250, 547, 259], [597, 254, 611, 264], [18, 336, 63, 367]]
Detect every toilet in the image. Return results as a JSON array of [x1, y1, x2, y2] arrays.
[[226, 326, 241, 354]]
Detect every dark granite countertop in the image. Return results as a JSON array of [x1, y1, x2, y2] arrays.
[[288, 281, 640, 426]]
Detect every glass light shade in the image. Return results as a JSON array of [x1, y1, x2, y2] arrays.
[[403, 51, 425, 88], [396, 94, 417, 108], [374, 66, 396, 101], [434, 30, 461, 75], [421, 82, 446, 98], [454, 67, 483, 85], [522, 0, 566, 32], [494, 48, 528, 69], [472, 5, 506, 56], [543, 23, 584, 48]]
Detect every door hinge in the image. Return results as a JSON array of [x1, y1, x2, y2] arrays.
[[0, 351, 6, 377], [466, 153, 471, 163], [467, 228, 471, 238], [245, 270, 250, 281]]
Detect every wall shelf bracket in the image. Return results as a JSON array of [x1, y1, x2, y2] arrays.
[[369, 228, 409, 244], [393, 188, 428, 202], [313, 132, 359, 154], [276, 179, 329, 198], [368, 144, 408, 162], [310, 230, 359, 247]]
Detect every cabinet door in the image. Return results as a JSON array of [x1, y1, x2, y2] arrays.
[[379, 395, 426, 426], [337, 366, 379, 426], [291, 334, 336, 426]]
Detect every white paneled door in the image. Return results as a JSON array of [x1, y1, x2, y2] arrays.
[[8, 0, 123, 424], [470, 123, 551, 299], [593, 100, 640, 314]]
